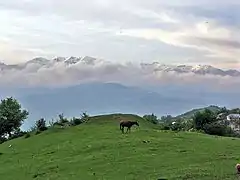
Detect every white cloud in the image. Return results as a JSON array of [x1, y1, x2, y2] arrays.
[[0, 0, 240, 68], [1, 58, 240, 93], [119, 20, 240, 67]]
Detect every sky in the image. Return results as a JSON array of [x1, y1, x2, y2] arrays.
[[1, 0, 240, 69]]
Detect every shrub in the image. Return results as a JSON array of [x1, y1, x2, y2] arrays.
[[0, 136, 7, 144], [58, 113, 69, 124], [170, 122, 183, 131], [181, 119, 194, 131], [35, 130, 41, 135], [143, 113, 159, 124], [36, 118, 48, 132], [8, 129, 27, 140], [24, 133, 31, 139], [53, 113, 70, 126], [193, 109, 217, 130], [203, 122, 233, 136], [159, 123, 171, 130], [81, 112, 90, 123], [70, 117, 83, 126]]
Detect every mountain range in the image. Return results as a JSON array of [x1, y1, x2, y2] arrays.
[[2, 81, 236, 131], [0, 56, 240, 130], [1, 56, 240, 77], [14, 82, 199, 129]]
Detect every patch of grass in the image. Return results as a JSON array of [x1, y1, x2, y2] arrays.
[[0, 114, 239, 179]]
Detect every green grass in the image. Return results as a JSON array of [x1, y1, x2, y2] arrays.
[[0, 114, 240, 180]]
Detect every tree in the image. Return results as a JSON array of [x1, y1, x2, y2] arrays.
[[80, 112, 90, 123], [218, 107, 229, 114], [230, 108, 240, 114], [36, 118, 48, 132], [0, 97, 29, 137], [143, 113, 159, 124], [203, 122, 233, 137], [160, 115, 173, 123], [193, 109, 216, 130]]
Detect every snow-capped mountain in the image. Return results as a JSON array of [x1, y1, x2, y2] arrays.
[[0, 56, 240, 77], [140, 62, 240, 77]]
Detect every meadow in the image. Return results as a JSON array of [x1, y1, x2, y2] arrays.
[[0, 114, 239, 180]]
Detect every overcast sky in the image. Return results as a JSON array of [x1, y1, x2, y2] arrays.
[[1, 0, 240, 68]]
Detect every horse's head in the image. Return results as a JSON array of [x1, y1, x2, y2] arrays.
[[134, 121, 139, 126]]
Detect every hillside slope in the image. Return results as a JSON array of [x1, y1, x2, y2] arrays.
[[175, 105, 222, 119], [0, 114, 239, 180]]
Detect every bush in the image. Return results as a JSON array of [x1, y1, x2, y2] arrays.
[[8, 129, 27, 140], [70, 117, 83, 126], [35, 130, 41, 135], [181, 119, 194, 131], [58, 113, 69, 124], [203, 122, 233, 136], [36, 118, 48, 132], [0, 136, 7, 144], [81, 112, 90, 123], [159, 123, 171, 130], [170, 122, 183, 131], [24, 133, 31, 139], [53, 113, 70, 126], [193, 109, 217, 130], [143, 113, 159, 124]]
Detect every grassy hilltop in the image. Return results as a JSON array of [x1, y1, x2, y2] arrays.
[[0, 114, 240, 180]]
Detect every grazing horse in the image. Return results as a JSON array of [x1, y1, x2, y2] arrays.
[[120, 120, 139, 133]]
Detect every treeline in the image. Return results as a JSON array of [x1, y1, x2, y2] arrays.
[[143, 108, 240, 138], [0, 97, 90, 144], [1, 96, 239, 144]]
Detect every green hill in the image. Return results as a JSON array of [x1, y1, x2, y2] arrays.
[[0, 114, 239, 180], [175, 105, 222, 120]]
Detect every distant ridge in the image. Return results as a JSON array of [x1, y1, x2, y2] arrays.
[[0, 56, 240, 77]]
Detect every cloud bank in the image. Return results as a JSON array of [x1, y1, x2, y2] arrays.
[[1, 57, 240, 93]]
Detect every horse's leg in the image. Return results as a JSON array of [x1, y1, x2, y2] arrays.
[[121, 126, 124, 134]]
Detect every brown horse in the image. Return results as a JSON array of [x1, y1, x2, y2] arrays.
[[119, 120, 139, 133]]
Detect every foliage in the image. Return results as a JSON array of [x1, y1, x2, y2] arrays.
[[218, 107, 229, 114], [8, 129, 26, 140], [143, 113, 159, 124], [53, 113, 70, 126], [70, 117, 83, 126], [0, 136, 7, 144], [193, 109, 217, 130], [58, 113, 69, 124], [24, 133, 31, 139], [35, 130, 41, 135], [169, 121, 182, 131], [176, 105, 222, 120], [159, 123, 171, 130], [159, 119, 194, 132], [0, 97, 29, 137], [229, 108, 240, 114], [36, 118, 48, 132], [181, 119, 194, 131], [160, 115, 173, 122], [203, 122, 233, 137], [80, 112, 90, 123]]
